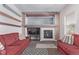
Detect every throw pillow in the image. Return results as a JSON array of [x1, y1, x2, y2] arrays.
[[62, 36, 66, 42], [68, 35, 74, 45], [0, 42, 5, 50], [64, 35, 69, 43], [62, 35, 69, 43], [63, 35, 74, 45]]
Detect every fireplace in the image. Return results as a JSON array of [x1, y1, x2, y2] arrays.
[[40, 28, 55, 41], [44, 30, 53, 38]]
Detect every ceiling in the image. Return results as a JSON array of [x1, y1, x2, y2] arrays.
[[15, 4, 67, 12]]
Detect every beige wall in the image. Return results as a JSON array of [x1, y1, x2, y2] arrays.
[[55, 14, 60, 40], [0, 4, 22, 35], [60, 4, 79, 39], [0, 4, 22, 21]]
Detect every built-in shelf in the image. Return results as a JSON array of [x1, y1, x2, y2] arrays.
[[25, 25, 58, 28]]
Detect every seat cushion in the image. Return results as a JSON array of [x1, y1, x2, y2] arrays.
[[58, 41, 67, 51], [58, 40, 79, 55], [0, 50, 6, 55], [63, 45, 78, 54], [11, 40, 30, 48], [3, 33, 19, 46], [65, 46, 79, 55], [6, 45, 22, 55], [6, 40, 30, 55]]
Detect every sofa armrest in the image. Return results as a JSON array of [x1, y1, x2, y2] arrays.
[[57, 39, 62, 43], [20, 39, 31, 42], [57, 39, 62, 46], [19, 37, 31, 41], [0, 50, 6, 55]]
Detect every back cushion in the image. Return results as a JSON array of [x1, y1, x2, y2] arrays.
[[0, 35, 5, 46], [73, 34, 79, 46], [3, 33, 19, 45]]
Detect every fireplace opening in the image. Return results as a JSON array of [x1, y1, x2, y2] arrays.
[[40, 28, 55, 41], [44, 30, 53, 38]]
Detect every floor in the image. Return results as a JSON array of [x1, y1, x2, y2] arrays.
[[22, 41, 62, 55]]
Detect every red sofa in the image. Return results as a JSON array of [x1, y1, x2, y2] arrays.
[[0, 33, 30, 55], [57, 34, 79, 55]]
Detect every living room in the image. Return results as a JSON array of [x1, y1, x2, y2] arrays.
[[0, 4, 79, 55]]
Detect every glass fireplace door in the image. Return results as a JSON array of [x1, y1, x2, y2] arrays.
[[44, 30, 53, 38]]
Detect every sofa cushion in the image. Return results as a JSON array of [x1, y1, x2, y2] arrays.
[[58, 40, 77, 48], [6, 45, 22, 55], [3, 33, 19, 46], [58, 41, 69, 49], [10, 40, 30, 47], [58, 40, 79, 54], [0, 50, 6, 55], [73, 34, 79, 47], [6, 40, 30, 55], [65, 46, 79, 55]]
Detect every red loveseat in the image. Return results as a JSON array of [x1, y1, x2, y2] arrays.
[[0, 33, 30, 55], [57, 34, 79, 55]]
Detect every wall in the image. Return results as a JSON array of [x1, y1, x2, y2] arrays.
[[0, 15, 21, 34], [0, 4, 22, 35], [25, 14, 60, 41], [0, 4, 22, 21], [25, 17, 28, 36], [55, 14, 60, 40], [60, 4, 79, 39]]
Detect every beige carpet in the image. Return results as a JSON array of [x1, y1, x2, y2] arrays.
[[36, 44, 57, 48]]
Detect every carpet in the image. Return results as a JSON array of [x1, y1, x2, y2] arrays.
[[36, 44, 57, 48], [22, 47, 48, 55], [22, 41, 48, 55]]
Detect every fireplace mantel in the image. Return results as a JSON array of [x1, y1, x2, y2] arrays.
[[25, 25, 58, 28], [40, 27, 56, 41]]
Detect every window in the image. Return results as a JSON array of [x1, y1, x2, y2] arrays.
[[64, 12, 77, 35]]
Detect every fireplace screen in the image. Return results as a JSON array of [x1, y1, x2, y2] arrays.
[[44, 30, 53, 38]]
